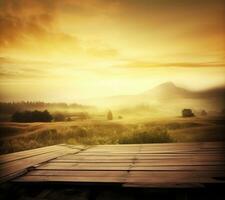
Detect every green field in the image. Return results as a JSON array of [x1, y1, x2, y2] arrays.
[[0, 116, 224, 154]]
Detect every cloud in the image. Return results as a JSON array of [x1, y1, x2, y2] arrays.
[[0, 66, 48, 80], [0, 56, 51, 80], [123, 61, 225, 68], [0, 0, 224, 65], [0, 56, 54, 65], [0, 57, 13, 64], [0, 0, 81, 58], [0, 0, 54, 46]]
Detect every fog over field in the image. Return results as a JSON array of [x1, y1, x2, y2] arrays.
[[0, 81, 224, 154]]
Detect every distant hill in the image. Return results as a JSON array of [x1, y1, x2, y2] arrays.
[[83, 82, 225, 114], [143, 82, 225, 101], [142, 82, 193, 99]]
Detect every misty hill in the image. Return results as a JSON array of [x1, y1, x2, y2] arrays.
[[143, 82, 225, 100], [142, 82, 193, 99], [83, 82, 225, 114]]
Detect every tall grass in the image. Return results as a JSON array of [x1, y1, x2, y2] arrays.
[[118, 128, 173, 144], [0, 124, 173, 154]]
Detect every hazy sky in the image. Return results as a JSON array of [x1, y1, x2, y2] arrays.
[[0, 0, 225, 102]]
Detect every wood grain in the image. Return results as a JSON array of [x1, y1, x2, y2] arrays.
[[0, 142, 223, 188]]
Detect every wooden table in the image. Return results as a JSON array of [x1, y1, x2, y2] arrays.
[[0, 142, 225, 188]]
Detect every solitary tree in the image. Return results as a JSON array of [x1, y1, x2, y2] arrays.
[[54, 113, 66, 121], [107, 110, 113, 120]]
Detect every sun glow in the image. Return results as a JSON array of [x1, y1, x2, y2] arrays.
[[0, 0, 224, 102]]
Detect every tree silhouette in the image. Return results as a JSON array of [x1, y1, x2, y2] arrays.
[[12, 110, 53, 122], [107, 110, 113, 120]]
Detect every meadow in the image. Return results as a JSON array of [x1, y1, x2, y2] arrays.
[[0, 116, 224, 154]]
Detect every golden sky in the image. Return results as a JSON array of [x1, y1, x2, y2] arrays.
[[0, 0, 225, 102]]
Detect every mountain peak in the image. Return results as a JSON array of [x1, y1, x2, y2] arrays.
[[155, 82, 176, 90], [143, 81, 190, 97]]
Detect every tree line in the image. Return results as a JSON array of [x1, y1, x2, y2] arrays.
[[0, 101, 92, 114], [11, 110, 53, 122]]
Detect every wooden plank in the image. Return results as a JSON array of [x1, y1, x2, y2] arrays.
[[135, 156, 224, 161], [47, 158, 225, 165], [36, 162, 133, 171], [123, 171, 225, 188], [0, 147, 81, 171], [0, 145, 87, 182], [77, 151, 224, 155], [2, 142, 225, 189], [126, 171, 225, 177], [36, 166, 131, 171], [130, 166, 225, 171], [57, 156, 137, 160], [0, 145, 78, 164], [134, 161, 225, 166], [135, 154, 223, 159], [26, 170, 128, 177], [14, 175, 126, 183], [13, 170, 129, 183], [59, 153, 223, 157], [37, 162, 132, 167], [51, 159, 134, 163]]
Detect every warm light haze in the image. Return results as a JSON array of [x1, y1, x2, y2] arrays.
[[0, 0, 225, 102], [1, 3, 225, 192]]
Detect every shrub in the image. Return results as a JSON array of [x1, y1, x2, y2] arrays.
[[53, 113, 66, 121], [182, 109, 194, 117]]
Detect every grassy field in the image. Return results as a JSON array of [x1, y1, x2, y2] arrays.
[[0, 116, 224, 154]]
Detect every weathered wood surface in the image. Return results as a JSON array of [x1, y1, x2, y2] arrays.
[[1, 142, 225, 188], [0, 144, 87, 182]]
